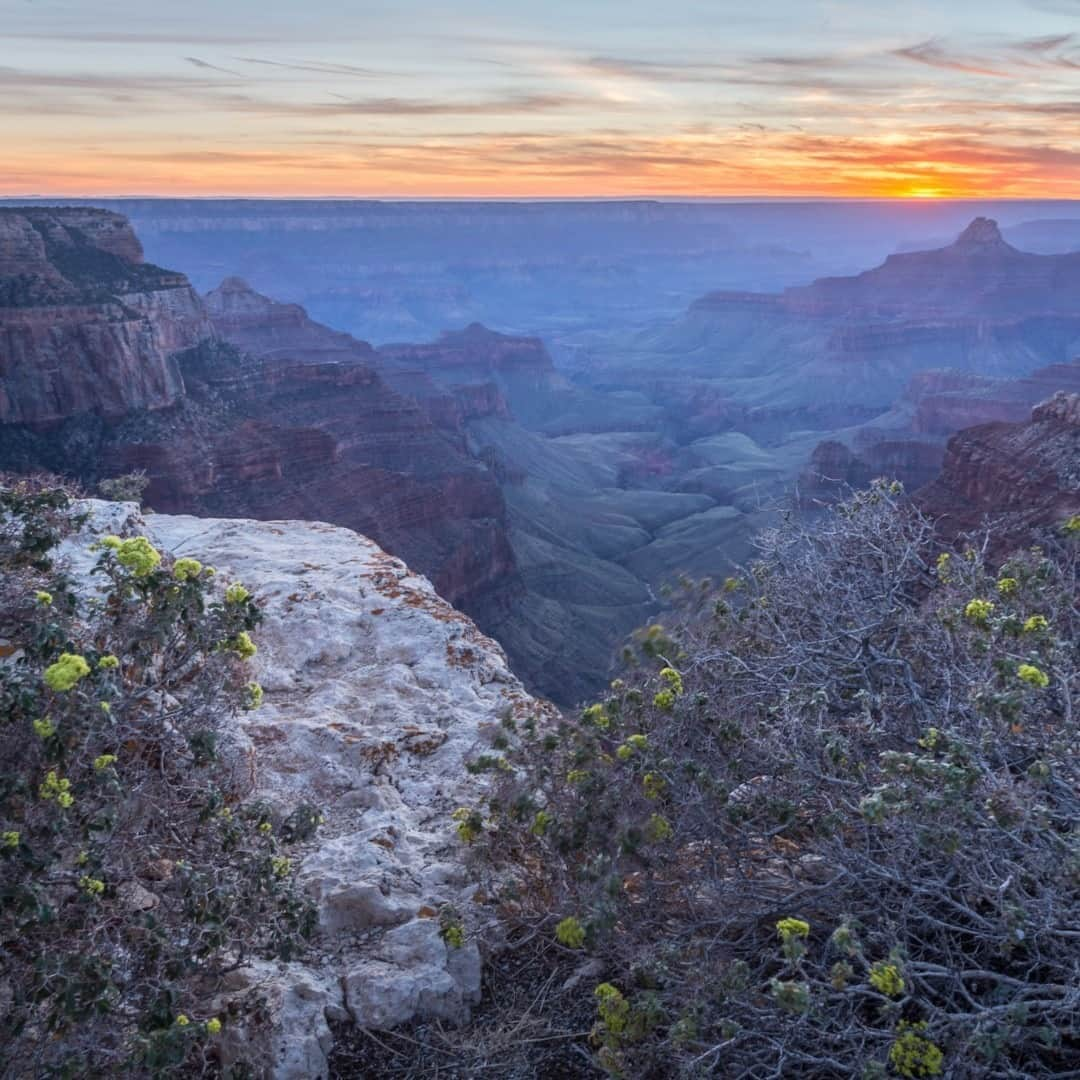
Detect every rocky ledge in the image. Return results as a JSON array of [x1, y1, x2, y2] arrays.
[[61, 500, 557, 1079]]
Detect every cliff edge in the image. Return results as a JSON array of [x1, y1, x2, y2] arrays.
[[61, 499, 556, 1078]]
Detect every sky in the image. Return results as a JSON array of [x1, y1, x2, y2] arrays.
[[2, 0, 1079, 198]]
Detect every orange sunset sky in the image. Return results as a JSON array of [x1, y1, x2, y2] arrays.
[[2, 0, 1080, 199]]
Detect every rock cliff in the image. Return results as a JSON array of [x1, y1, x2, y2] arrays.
[[0, 213, 523, 656], [587, 219, 1080, 430], [916, 391, 1080, 549], [61, 498, 556, 1079], [0, 207, 211, 425], [800, 361, 1080, 501]]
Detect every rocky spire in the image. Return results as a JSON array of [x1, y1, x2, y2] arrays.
[[951, 217, 1011, 254]]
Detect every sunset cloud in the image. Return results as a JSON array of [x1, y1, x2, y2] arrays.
[[1, 0, 1078, 198]]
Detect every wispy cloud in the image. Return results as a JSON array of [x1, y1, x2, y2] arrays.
[[185, 57, 244, 77], [234, 57, 382, 77], [892, 40, 1012, 78], [5, 2, 1080, 198], [1014, 33, 1075, 51], [0, 31, 279, 45], [216, 91, 617, 117]]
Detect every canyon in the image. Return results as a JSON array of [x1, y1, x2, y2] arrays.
[[2, 204, 1079, 705]]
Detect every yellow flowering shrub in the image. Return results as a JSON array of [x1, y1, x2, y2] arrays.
[[225, 582, 250, 604], [1016, 663, 1049, 688], [172, 557, 202, 581], [963, 598, 994, 624], [868, 961, 905, 997], [555, 916, 586, 948], [0, 484, 316, 1075], [889, 1022, 944, 1078], [409, 485, 1079, 1078], [43, 653, 90, 692], [113, 536, 161, 577]]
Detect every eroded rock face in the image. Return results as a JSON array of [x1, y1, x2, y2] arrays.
[[800, 361, 1080, 502], [0, 208, 211, 425], [64, 500, 557, 1079], [917, 392, 1080, 548]]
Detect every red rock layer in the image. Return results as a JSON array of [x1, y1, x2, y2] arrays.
[[916, 392, 1080, 548], [0, 208, 211, 425]]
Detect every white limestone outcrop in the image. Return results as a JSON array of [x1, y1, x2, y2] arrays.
[[62, 501, 556, 1078]]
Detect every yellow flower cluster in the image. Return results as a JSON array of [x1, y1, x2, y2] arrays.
[[32, 718, 55, 739], [224, 583, 250, 604], [658, 667, 684, 694], [172, 557, 202, 581], [889, 1022, 944, 1078], [996, 577, 1019, 596], [775, 917, 810, 941], [868, 961, 905, 997], [43, 653, 90, 692], [39, 771, 73, 808], [34, 590, 53, 606], [1022, 615, 1049, 634], [98, 654, 120, 670], [79, 875, 105, 897], [555, 916, 585, 948], [270, 856, 292, 878], [2, 830, 19, 849], [1017, 664, 1049, 688], [594, 983, 630, 1034], [963, 599, 994, 624], [616, 733, 648, 760], [110, 536, 162, 576], [244, 681, 264, 710], [93, 754, 117, 772]]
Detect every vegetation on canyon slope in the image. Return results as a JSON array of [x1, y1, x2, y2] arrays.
[[0, 478, 316, 1076], [2, 475, 1078, 1078], [443, 483, 1079, 1078]]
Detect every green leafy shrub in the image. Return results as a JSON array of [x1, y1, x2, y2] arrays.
[[466, 483, 1079, 1076], [0, 480, 317, 1075], [96, 469, 150, 506]]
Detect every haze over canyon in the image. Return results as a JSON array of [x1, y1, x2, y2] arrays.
[[1, 199, 1078, 704]]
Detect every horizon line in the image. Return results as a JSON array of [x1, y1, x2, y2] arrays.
[[3, 194, 1080, 205]]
